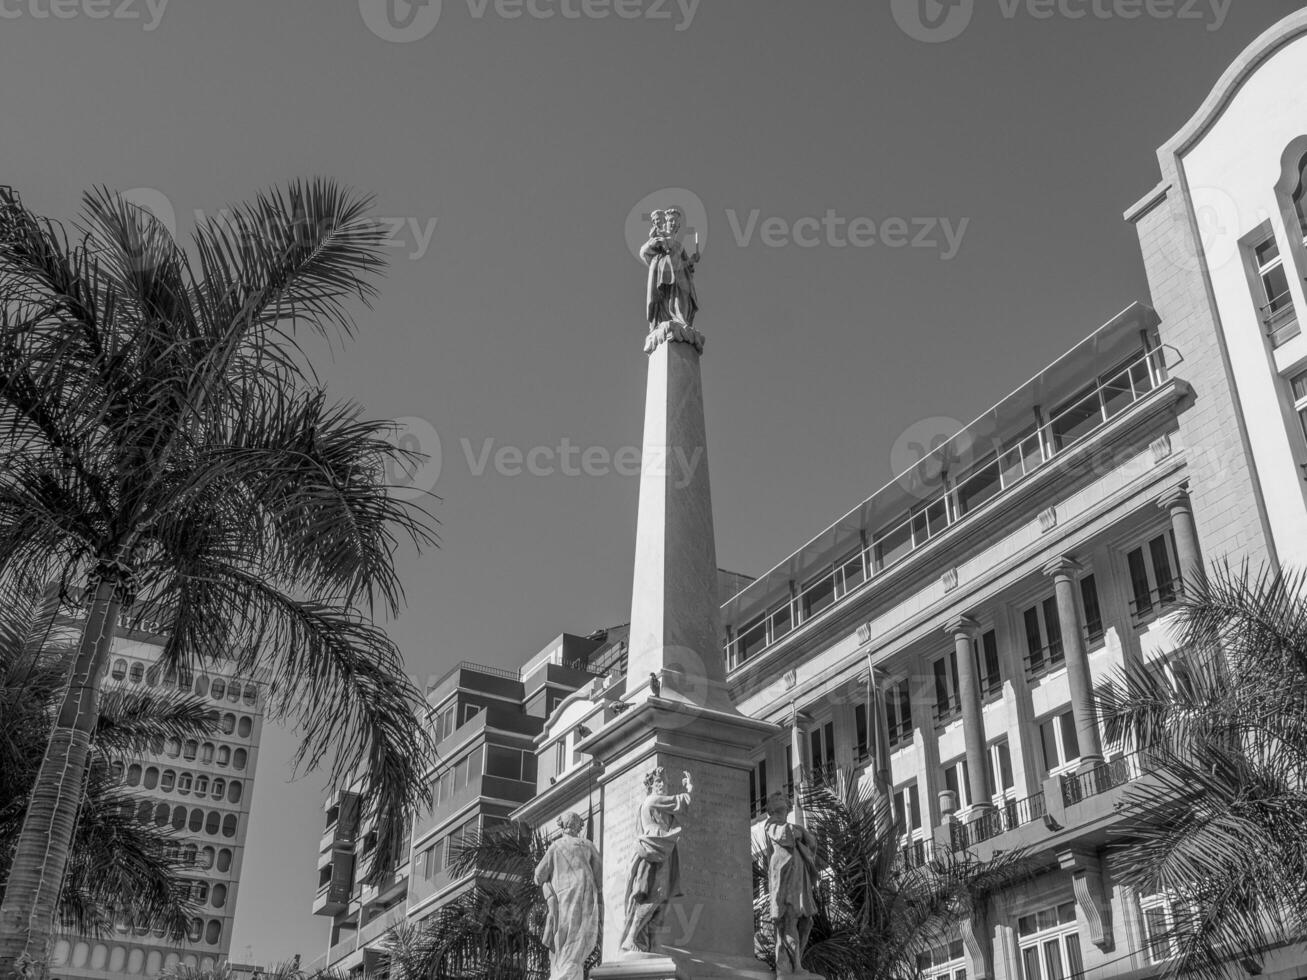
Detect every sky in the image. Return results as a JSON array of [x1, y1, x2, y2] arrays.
[[1, 0, 1302, 965]]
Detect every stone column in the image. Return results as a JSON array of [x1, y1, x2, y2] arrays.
[[947, 616, 991, 815], [1159, 483, 1203, 587], [1043, 557, 1103, 769], [586, 314, 777, 980]]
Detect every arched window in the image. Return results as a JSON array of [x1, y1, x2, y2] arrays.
[[183, 740, 198, 761], [128, 663, 144, 684], [220, 714, 235, 735], [233, 749, 247, 770], [210, 679, 225, 700], [143, 767, 159, 790], [111, 660, 127, 681], [243, 686, 257, 707], [178, 773, 193, 795], [125, 765, 141, 787], [217, 746, 231, 767], [181, 844, 197, 866], [110, 761, 124, 783], [211, 778, 226, 800], [160, 769, 175, 792], [204, 920, 222, 945], [227, 780, 242, 805], [205, 811, 220, 836], [227, 682, 241, 703], [194, 675, 209, 697], [211, 883, 227, 909], [154, 804, 169, 827], [201, 743, 215, 765], [191, 881, 208, 903], [136, 800, 153, 823], [216, 849, 232, 872], [237, 717, 253, 738], [221, 814, 237, 838], [186, 919, 202, 943], [145, 665, 159, 688], [194, 775, 209, 797], [1294, 152, 1307, 237], [188, 809, 204, 833], [165, 738, 181, 759], [199, 846, 215, 870], [172, 807, 187, 830]]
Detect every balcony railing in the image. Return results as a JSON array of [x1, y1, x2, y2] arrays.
[[950, 792, 1047, 851], [932, 694, 963, 727], [1129, 578, 1184, 623], [726, 345, 1180, 671], [1024, 642, 1066, 681], [1061, 749, 1156, 806], [898, 837, 935, 870], [1262, 295, 1301, 348]]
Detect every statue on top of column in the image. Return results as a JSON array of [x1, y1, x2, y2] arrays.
[[640, 207, 703, 353]]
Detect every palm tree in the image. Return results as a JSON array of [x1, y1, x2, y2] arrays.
[[0, 577, 215, 939], [160, 957, 345, 980], [754, 776, 1033, 980], [0, 181, 439, 976], [385, 821, 566, 980], [1098, 565, 1307, 980]]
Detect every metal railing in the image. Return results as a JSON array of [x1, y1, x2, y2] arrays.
[[932, 693, 963, 727], [1024, 641, 1066, 681], [950, 792, 1047, 851], [726, 345, 1180, 670], [1061, 749, 1155, 806], [898, 837, 935, 870], [1129, 578, 1184, 623]]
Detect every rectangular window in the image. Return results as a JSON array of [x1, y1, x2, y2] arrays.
[[873, 518, 913, 571], [460, 703, 483, 725], [1079, 574, 1104, 644], [800, 569, 836, 621], [885, 679, 913, 748], [808, 721, 835, 781], [748, 759, 768, 817], [1253, 234, 1298, 345], [1294, 371, 1307, 441], [1139, 893, 1188, 965], [956, 455, 1003, 515], [854, 703, 870, 761], [933, 650, 961, 724], [485, 745, 529, 781], [943, 756, 971, 808], [1024, 597, 1064, 678], [917, 940, 966, 980], [893, 782, 922, 834], [553, 740, 566, 776], [912, 497, 951, 546], [1050, 384, 1103, 450], [1127, 532, 1180, 621], [986, 739, 1014, 798], [977, 629, 1002, 697], [1038, 710, 1081, 775], [1018, 901, 1082, 980]]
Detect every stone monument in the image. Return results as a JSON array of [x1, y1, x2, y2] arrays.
[[582, 207, 778, 980]]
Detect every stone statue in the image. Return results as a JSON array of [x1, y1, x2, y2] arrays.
[[762, 792, 821, 976], [619, 767, 693, 953], [640, 208, 702, 352], [534, 812, 604, 980]]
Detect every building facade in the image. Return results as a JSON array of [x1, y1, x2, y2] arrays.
[[48, 618, 266, 980]]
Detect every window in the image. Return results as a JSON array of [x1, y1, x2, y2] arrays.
[[145, 665, 159, 687], [1253, 234, 1297, 345], [216, 848, 232, 872], [1292, 371, 1307, 442], [800, 567, 836, 621], [956, 454, 1003, 515], [217, 746, 231, 767], [194, 675, 209, 697], [854, 703, 870, 762], [986, 739, 1015, 799], [183, 740, 198, 761], [165, 738, 181, 759], [1018, 901, 1083, 980], [873, 517, 913, 571], [932, 650, 961, 724], [1080, 575, 1104, 644], [243, 686, 257, 706], [205, 811, 220, 835], [190, 881, 209, 903], [111, 659, 127, 681], [227, 780, 242, 804], [200, 742, 215, 765], [227, 681, 241, 703], [211, 778, 225, 800], [912, 497, 951, 546], [198, 846, 215, 870], [221, 814, 237, 838], [460, 703, 482, 726], [976, 629, 1002, 697], [748, 759, 769, 817], [917, 940, 966, 980], [485, 746, 535, 782], [189, 809, 204, 833], [220, 714, 236, 735], [129, 662, 145, 684], [1127, 532, 1179, 621], [233, 749, 247, 769], [160, 770, 175, 792], [1039, 710, 1081, 774], [1051, 383, 1102, 450], [1023, 597, 1064, 678], [893, 782, 922, 835], [885, 680, 913, 749], [210, 679, 225, 700], [143, 767, 159, 790], [172, 806, 187, 830], [808, 721, 835, 781], [433, 702, 457, 742], [943, 757, 971, 808], [211, 883, 227, 909], [1139, 893, 1193, 965], [204, 920, 222, 945], [126, 764, 142, 787], [178, 772, 193, 794]]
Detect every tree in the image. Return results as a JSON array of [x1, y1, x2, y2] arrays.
[[754, 775, 1033, 980], [1098, 565, 1307, 980], [160, 957, 344, 980], [385, 822, 558, 980], [0, 181, 438, 977], [0, 578, 211, 939]]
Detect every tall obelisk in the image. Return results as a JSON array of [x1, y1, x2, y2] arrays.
[[584, 208, 777, 980]]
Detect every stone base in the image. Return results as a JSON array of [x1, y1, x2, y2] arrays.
[[592, 949, 774, 980], [645, 320, 705, 354]]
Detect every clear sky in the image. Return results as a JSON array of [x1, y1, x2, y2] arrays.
[[2, 0, 1301, 965]]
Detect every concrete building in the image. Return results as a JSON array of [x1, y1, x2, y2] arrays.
[[48, 616, 266, 980]]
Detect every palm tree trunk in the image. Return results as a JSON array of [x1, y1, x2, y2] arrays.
[[0, 579, 123, 980]]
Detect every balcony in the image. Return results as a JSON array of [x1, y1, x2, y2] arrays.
[[949, 792, 1047, 851], [1060, 749, 1157, 807], [725, 339, 1182, 672]]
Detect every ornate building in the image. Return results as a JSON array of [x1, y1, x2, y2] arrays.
[[48, 618, 266, 980]]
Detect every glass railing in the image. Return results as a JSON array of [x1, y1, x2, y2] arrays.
[[726, 346, 1180, 670], [1262, 295, 1301, 348]]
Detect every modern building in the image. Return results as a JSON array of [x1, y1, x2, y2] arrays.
[[310, 11, 1307, 980], [48, 615, 266, 980]]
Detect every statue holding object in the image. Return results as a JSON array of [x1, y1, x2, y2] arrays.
[[762, 792, 823, 977], [640, 207, 703, 353], [619, 767, 693, 953]]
